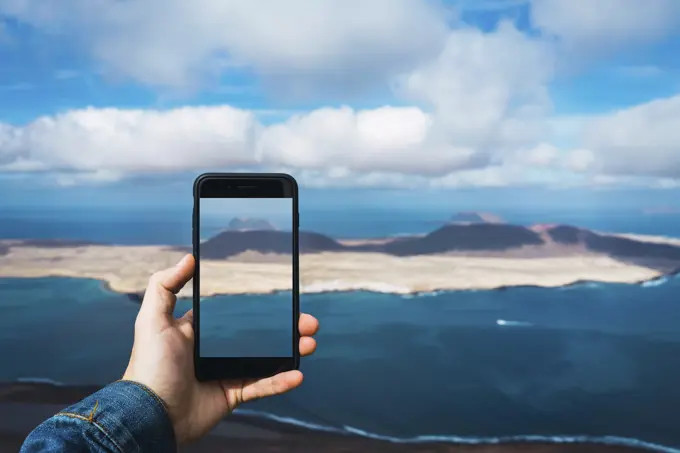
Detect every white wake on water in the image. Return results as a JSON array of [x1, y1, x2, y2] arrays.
[[496, 319, 534, 327]]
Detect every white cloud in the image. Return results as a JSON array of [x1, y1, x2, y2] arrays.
[[454, 0, 529, 12], [397, 21, 554, 156], [0, 20, 563, 188], [3, 94, 679, 190], [654, 178, 680, 189], [280, 164, 555, 189], [572, 174, 680, 190], [0, 104, 480, 182], [1, 1, 678, 190], [54, 169, 124, 187], [574, 95, 680, 178], [520, 143, 560, 167], [431, 166, 523, 188], [531, 0, 680, 49], [0, 0, 450, 92], [0, 106, 260, 173], [257, 106, 474, 176], [563, 148, 595, 173]]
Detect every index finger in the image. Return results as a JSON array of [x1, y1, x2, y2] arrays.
[[298, 313, 319, 336]]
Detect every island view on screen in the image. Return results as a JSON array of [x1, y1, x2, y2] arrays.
[[199, 197, 293, 358]]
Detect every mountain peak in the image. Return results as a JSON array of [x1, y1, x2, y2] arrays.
[[227, 218, 276, 231], [449, 211, 504, 224]]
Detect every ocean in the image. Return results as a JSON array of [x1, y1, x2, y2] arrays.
[[2, 205, 678, 244], [1, 206, 680, 451]]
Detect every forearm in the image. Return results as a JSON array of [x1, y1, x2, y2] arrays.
[[20, 380, 177, 453]]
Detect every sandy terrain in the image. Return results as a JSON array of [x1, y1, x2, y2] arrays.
[[0, 239, 667, 296]]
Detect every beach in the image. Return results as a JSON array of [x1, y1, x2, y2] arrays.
[[0, 239, 669, 296], [0, 382, 653, 453]]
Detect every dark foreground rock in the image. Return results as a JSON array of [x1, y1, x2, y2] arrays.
[[0, 382, 654, 453]]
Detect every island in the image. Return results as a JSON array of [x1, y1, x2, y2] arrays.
[[1, 216, 679, 297], [227, 217, 277, 231], [448, 211, 505, 224]]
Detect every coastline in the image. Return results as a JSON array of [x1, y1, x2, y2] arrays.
[[0, 227, 680, 300], [0, 238, 676, 297], [9, 269, 670, 306], [0, 381, 668, 453]]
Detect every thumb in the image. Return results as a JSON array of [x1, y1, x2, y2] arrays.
[[236, 370, 304, 406], [140, 254, 194, 320]]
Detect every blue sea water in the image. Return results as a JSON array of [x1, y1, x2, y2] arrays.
[[199, 295, 293, 358], [2, 205, 677, 244], [1, 277, 680, 451], [1, 206, 680, 450]]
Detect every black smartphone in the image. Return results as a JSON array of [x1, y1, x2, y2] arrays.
[[192, 173, 300, 381]]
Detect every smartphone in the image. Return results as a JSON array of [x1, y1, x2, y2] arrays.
[[192, 173, 300, 381]]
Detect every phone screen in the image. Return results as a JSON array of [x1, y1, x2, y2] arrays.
[[196, 183, 295, 363]]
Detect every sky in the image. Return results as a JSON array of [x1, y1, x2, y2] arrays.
[[201, 197, 292, 227], [1, 0, 680, 210]]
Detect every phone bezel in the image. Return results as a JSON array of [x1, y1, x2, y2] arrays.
[[192, 172, 300, 381]]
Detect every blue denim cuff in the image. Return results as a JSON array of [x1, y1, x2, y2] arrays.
[[55, 380, 177, 453]]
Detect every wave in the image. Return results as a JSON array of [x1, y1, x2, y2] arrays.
[[558, 281, 603, 291], [642, 276, 670, 287], [303, 272, 680, 297], [235, 408, 343, 433], [7, 377, 680, 452], [234, 408, 679, 453], [16, 377, 67, 386], [301, 280, 413, 294], [98, 269, 680, 302], [403, 290, 447, 299]]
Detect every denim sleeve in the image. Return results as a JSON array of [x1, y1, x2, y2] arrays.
[[20, 380, 177, 453]]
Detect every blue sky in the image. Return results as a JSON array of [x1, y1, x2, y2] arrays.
[[2, 2, 679, 120], [1, 0, 680, 209], [200, 198, 292, 232]]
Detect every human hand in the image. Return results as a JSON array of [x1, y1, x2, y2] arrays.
[[122, 254, 319, 444]]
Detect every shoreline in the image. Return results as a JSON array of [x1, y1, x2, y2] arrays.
[[1, 229, 680, 297], [0, 381, 670, 453], [1, 267, 676, 303], [0, 258, 680, 303], [113, 271, 677, 303]]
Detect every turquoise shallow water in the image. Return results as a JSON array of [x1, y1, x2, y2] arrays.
[[1, 275, 680, 451]]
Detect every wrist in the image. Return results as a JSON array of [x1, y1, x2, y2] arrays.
[[68, 380, 178, 452]]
